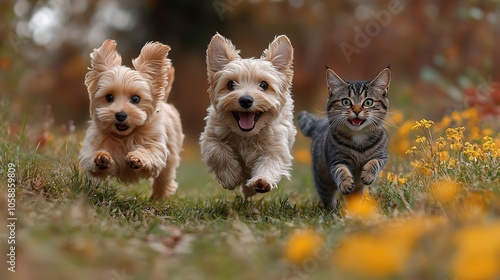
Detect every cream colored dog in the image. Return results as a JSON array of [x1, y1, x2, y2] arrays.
[[79, 39, 183, 199], [200, 34, 296, 197]]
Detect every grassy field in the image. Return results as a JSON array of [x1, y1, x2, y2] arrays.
[[1, 107, 500, 280]]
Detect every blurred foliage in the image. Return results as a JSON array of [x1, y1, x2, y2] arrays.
[[1, 0, 499, 140]]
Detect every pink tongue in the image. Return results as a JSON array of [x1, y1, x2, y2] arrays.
[[238, 112, 256, 130], [352, 118, 363, 126]]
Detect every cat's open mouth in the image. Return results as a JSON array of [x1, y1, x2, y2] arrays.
[[232, 111, 263, 132], [115, 123, 130, 131], [350, 118, 365, 127]]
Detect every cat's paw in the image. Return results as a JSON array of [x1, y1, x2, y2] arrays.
[[339, 177, 355, 194], [361, 160, 380, 185], [126, 153, 145, 170], [247, 177, 275, 193], [361, 170, 377, 185], [94, 151, 113, 170]]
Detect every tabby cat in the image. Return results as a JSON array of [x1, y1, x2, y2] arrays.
[[297, 66, 391, 208]]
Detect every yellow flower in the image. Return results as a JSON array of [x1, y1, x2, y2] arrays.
[[284, 229, 324, 265], [482, 136, 499, 157], [405, 146, 418, 155], [438, 151, 449, 162], [462, 107, 479, 124], [482, 128, 494, 136], [447, 127, 465, 152], [333, 217, 444, 277], [391, 120, 414, 156], [458, 193, 488, 221], [451, 111, 463, 124], [446, 127, 465, 142], [410, 160, 432, 176], [448, 157, 458, 168], [397, 176, 407, 185], [386, 172, 395, 183], [464, 142, 482, 161], [431, 179, 459, 204], [412, 119, 435, 130], [452, 222, 500, 279], [344, 193, 379, 219], [436, 136, 447, 150], [415, 135, 426, 144], [386, 172, 406, 186], [333, 233, 405, 277]]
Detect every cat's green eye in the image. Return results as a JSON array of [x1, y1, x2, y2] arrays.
[[363, 98, 374, 107], [341, 98, 351, 106]]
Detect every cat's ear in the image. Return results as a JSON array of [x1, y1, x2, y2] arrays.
[[326, 68, 347, 93], [369, 67, 391, 94]]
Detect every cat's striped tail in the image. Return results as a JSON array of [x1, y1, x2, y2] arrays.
[[297, 111, 323, 138]]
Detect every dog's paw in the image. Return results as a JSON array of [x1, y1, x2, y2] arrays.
[[339, 177, 355, 195], [94, 152, 112, 170], [247, 178, 274, 193], [126, 153, 145, 170]]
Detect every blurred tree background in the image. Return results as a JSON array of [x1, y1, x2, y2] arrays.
[[1, 0, 499, 141]]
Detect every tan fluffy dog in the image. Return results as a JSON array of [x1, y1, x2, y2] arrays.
[[200, 34, 296, 197], [79, 40, 183, 199]]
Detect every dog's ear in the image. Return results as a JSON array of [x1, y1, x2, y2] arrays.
[[133, 42, 172, 101], [164, 65, 175, 100], [262, 35, 294, 74], [85, 39, 122, 96], [206, 33, 240, 79]]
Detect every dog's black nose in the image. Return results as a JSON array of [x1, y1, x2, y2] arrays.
[[239, 96, 253, 109], [115, 112, 128, 122]]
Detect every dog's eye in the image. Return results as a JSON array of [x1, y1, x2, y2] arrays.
[[259, 81, 268, 91], [105, 94, 114, 103], [227, 81, 236, 91], [130, 95, 141, 104]]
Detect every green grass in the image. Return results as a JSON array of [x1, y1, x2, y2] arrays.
[[1, 110, 500, 280], [0, 127, 340, 280]]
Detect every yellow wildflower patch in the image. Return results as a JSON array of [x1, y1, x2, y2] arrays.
[[431, 179, 459, 204], [452, 222, 500, 279], [284, 229, 324, 265]]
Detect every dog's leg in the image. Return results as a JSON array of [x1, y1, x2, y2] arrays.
[[125, 142, 168, 178], [246, 144, 292, 195], [201, 136, 243, 190], [151, 142, 181, 199], [80, 150, 114, 179]]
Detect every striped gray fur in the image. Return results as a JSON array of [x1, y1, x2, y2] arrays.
[[297, 66, 391, 208]]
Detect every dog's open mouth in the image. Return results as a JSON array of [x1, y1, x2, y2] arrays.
[[115, 123, 129, 131], [350, 118, 365, 127], [232, 111, 263, 132]]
